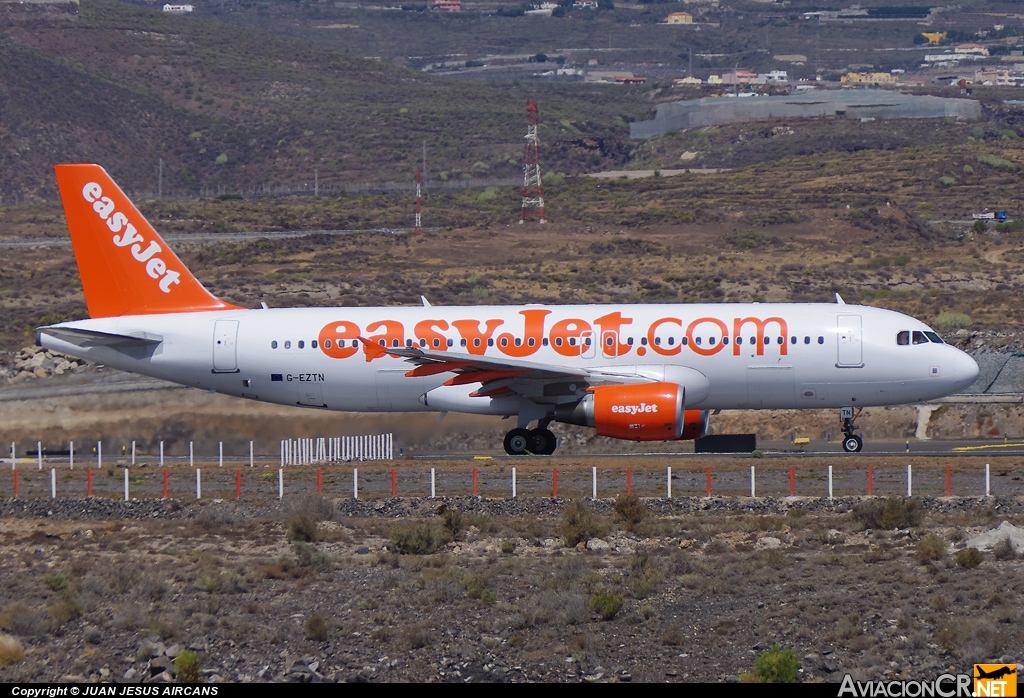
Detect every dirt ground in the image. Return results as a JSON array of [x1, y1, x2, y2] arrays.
[[0, 492, 1021, 684]]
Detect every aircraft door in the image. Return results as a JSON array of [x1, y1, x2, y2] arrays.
[[601, 330, 619, 358], [837, 315, 863, 367], [212, 320, 239, 373], [581, 330, 596, 359]]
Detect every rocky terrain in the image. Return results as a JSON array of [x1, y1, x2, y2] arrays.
[[0, 495, 1022, 683]]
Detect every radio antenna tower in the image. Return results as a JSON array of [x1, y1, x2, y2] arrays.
[[414, 168, 423, 236], [520, 99, 546, 224]]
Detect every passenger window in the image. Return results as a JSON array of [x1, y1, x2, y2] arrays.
[[338, 340, 346, 348], [804, 336, 810, 344], [912, 331, 928, 345], [709, 337, 716, 346], [790, 336, 797, 344], [393, 339, 400, 347], [555, 338, 562, 347], [897, 331, 910, 346], [818, 336, 824, 344], [406, 339, 413, 347], [569, 338, 577, 346], [695, 337, 702, 346], [737, 337, 743, 345], [681, 337, 688, 345], [668, 337, 675, 346], [542, 338, 549, 347], [641, 337, 648, 346], [474, 338, 481, 347], [925, 332, 943, 344], [461, 339, 468, 347], [777, 337, 783, 344], [514, 338, 521, 347], [419, 339, 426, 347], [606, 336, 614, 346], [723, 337, 729, 345], [284, 341, 291, 349], [271, 340, 278, 349], [654, 337, 661, 346], [749, 337, 755, 346], [298, 340, 304, 349], [312, 340, 318, 349], [585, 337, 592, 346], [433, 339, 441, 348], [500, 338, 508, 347], [627, 337, 634, 346], [447, 339, 454, 347], [488, 339, 494, 347], [528, 337, 536, 347], [324, 340, 332, 349], [379, 339, 386, 347], [763, 337, 770, 345]]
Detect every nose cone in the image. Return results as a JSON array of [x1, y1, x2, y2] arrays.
[[953, 351, 980, 392]]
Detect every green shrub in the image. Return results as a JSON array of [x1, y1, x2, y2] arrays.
[[389, 522, 453, 554], [0, 634, 25, 667], [559, 500, 607, 547], [175, 650, 201, 682], [933, 313, 971, 329], [753, 644, 799, 683], [442, 508, 464, 539], [992, 538, 1018, 560], [500, 539, 517, 554], [613, 493, 648, 527], [590, 591, 623, 620], [938, 176, 957, 186], [917, 533, 947, 563], [955, 547, 983, 569], [44, 573, 68, 592], [977, 153, 1018, 172], [305, 613, 329, 641], [852, 497, 925, 529], [288, 513, 320, 542]]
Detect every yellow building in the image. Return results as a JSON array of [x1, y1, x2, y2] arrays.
[[842, 72, 899, 85], [665, 12, 693, 23], [921, 32, 947, 44]]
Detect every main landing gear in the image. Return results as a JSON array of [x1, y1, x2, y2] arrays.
[[840, 406, 863, 453], [503, 423, 557, 456]]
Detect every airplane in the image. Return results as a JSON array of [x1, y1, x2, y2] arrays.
[[37, 164, 980, 456]]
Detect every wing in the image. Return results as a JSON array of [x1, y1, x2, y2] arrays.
[[359, 338, 652, 400]]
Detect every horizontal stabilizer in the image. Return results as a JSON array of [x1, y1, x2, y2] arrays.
[[38, 326, 163, 349]]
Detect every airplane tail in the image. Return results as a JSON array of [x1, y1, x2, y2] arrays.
[[54, 164, 240, 318]]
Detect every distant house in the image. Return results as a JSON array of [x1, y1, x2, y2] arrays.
[[955, 43, 990, 56], [707, 74, 723, 85], [433, 0, 461, 11], [921, 32, 947, 44], [721, 69, 756, 85], [763, 70, 788, 83], [616, 76, 647, 84], [674, 76, 703, 85], [162, 4, 193, 12], [664, 12, 693, 24], [842, 72, 898, 85]]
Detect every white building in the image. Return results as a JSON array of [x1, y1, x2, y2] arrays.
[[162, 4, 194, 12]]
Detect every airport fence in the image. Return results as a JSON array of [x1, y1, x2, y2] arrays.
[[1, 456, 1017, 502]]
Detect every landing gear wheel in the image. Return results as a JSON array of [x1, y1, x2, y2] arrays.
[[504, 428, 533, 456], [842, 434, 863, 453], [530, 428, 557, 456]]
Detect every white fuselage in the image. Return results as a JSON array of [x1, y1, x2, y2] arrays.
[[40, 303, 979, 416]]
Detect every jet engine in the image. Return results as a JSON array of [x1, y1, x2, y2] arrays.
[[554, 382, 710, 441]]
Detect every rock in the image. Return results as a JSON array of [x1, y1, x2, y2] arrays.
[[755, 536, 781, 549], [964, 521, 1024, 553], [587, 538, 610, 551]]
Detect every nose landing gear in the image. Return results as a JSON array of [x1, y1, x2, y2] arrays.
[[840, 406, 863, 453]]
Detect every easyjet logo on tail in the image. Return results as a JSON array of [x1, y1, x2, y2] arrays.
[[82, 182, 181, 294]]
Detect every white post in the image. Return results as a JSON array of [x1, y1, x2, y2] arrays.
[[131, 440, 136, 466], [353, 467, 359, 500], [666, 466, 672, 499], [219, 441, 223, 468], [278, 468, 283, 500], [50, 468, 56, 499], [189, 441, 194, 468], [592, 466, 597, 500], [124, 468, 129, 502], [430, 468, 436, 498], [512, 467, 517, 498], [196, 469, 202, 499], [828, 465, 833, 500], [907, 464, 912, 497], [388, 433, 393, 460], [159, 441, 164, 468], [10, 442, 14, 470], [249, 440, 254, 468], [37, 441, 42, 470], [985, 463, 991, 497], [280, 440, 284, 468], [69, 441, 74, 470], [750, 465, 756, 498], [97, 441, 102, 469]]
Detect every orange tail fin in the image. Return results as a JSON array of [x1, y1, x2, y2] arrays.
[[54, 164, 240, 318]]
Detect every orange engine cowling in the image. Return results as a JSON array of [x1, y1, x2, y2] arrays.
[[592, 382, 684, 441], [553, 382, 711, 442]]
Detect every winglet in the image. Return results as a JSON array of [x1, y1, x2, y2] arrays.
[[835, 293, 846, 305], [54, 164, 241, 318]]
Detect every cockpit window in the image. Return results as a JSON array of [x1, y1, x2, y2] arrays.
[[912, 331, 929, 345], [925, 331, 943, 344], [897, 331, 909, 346]]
